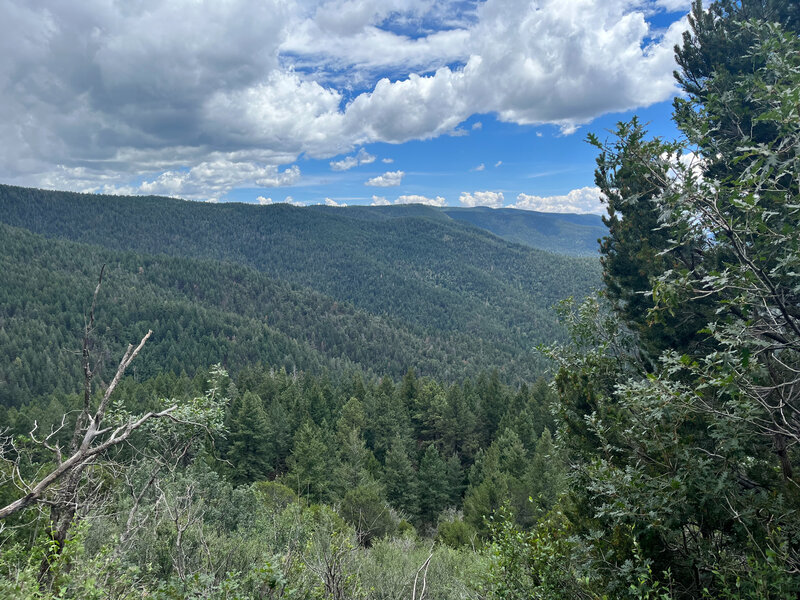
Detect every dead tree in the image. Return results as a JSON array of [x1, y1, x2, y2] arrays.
[[0, 266, 179, 580]]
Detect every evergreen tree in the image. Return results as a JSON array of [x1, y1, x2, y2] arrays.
[[382, 437, 419, 518], [267, 396, 293, 474], [226, 391, 272, 484], [416, 444, 449, 526], [333, 427, 375, 495], [444, 452, 465, 507], [524, 429, 565, 520], [286, 420, 331, 502]]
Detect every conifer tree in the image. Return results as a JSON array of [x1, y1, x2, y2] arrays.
[[382, 437, 419, 518], [227, 391, 272, 484], [416, 444, 449, 525], [287, 420, 331, 502]]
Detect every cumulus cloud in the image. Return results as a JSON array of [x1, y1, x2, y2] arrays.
[[662, 150, 705, 181], [395, 194, 446, 206], [330, 148, 376, 171], [382, 158, 394, 164], [257, 196, 273, 205], [494, 160, 502, 167], [0, 0, 687, 196], [324, 197, 346, 206], [365, 170, 405, 187], [472, 122, 482, 130], [135, 162, 300, 201], [459, 190, 504, 208], [655, 0, 693, 12], [472, 163, 485, 172], [513, 186, 604, 214]]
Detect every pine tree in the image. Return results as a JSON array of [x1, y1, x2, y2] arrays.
[[382, 437, 419, 518], [445, 452, 465, 507], [286, 420, 331, 502], [524, 429, 565, 520], [227, 391, 272, 484], [416, 444, 448, 526]]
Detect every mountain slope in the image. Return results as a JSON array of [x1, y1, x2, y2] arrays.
[[0, 222, 574, 406], [440, 206, 606, 256], [308, 204, 606, 256], [0, 185, 602, 401]]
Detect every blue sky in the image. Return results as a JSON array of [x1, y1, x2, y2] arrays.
[[226, 99, 683, 211], [1, 0, 692, 213]]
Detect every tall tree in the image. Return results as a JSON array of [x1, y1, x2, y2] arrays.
[[416, 444, 449, 526], [227, 391, 272, 484], [382, 437, 419, 518], [287, 420, 331, 503]]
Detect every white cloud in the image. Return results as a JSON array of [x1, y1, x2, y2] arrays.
[[662, 150, 705, 181], [494, 160, 502, 167], [472, 163, 485, 172], [459, 190, 504, 208], [382, 158, 394, 164], [324, 197, 346, 206], [257, 195, 273, 205], [395, 194, 446, 206], [371, 195, 390, 206], [134, 162, 300, 201], [0, 0, 688, 196], [330, 148, 376, 171], [337, 0, 686, 145], [513, 186, 603, 214], [472, 121, 482, 130], [365, 170, 405, 187], [280, 2, 471, 83], [654, 0, 693, 12], [448, 128, 469, 137]]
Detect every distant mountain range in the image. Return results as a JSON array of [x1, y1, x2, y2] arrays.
[[0, 184, 603, 405], [305, 203, 606, 256]]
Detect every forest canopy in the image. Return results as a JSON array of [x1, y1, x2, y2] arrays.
[[2, 1, 800, 599]]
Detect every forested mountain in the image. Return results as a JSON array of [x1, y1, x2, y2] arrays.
[[0, 190, 573, 597], [0, 219, 592, 406], [0, 188, 600, 332], [0, 185, 600, 397], [308, 203, 606, 256], [440, 207, 605, 256]]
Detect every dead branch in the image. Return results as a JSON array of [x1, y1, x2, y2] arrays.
[[411, 548, 433, 600]]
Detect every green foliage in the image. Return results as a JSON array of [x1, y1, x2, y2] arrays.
[[382, 437, 419, 517], [226, 390, 273, 484], [417, 445, 450, 527], [0, 183, 602, 403], [436, 514, 477, 549], [338, 483, 396, 547], [287, 420, 333, 503], [494, 7, 800, 599]]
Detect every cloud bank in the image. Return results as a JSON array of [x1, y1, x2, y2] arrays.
[[460, 191, 504, 208], [513, 186, 604, 214], [1, 0, 687, 199]]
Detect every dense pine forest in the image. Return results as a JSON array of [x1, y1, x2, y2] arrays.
[[2, 1, 800, 599]]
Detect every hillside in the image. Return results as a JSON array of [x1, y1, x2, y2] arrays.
[[0, 185, 601, 374], [307, 204, 606, 256], [440, 206, 606, 256], [0, 185, 602, 405]]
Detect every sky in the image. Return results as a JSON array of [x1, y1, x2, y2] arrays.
[[0, 0, 694, 213]]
